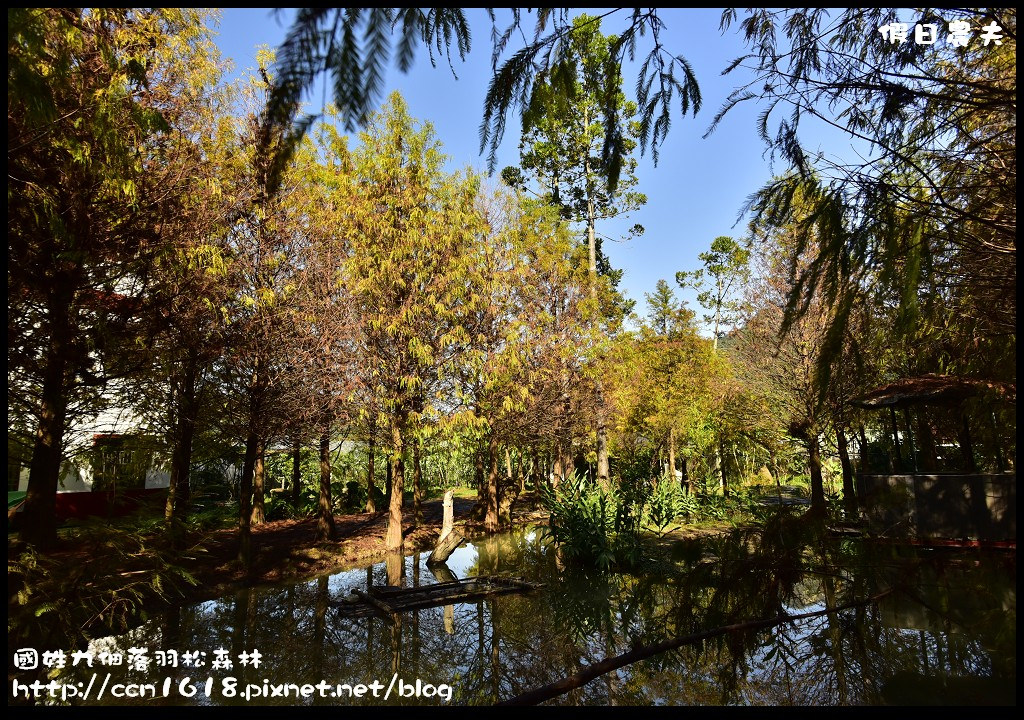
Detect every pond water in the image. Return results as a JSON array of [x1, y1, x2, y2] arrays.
[[47, 523, 1015, 706]]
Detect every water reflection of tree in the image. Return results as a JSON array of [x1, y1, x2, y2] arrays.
[[50, 523, 1014, 706]]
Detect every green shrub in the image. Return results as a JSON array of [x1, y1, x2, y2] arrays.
[[541, 473, 645, 571], [645, 476, 685, 534]]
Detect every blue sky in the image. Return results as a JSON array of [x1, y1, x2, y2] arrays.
[[208, 8, 863, 330]]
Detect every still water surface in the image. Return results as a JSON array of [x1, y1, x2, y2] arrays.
[[56, 525, 1015, 705]]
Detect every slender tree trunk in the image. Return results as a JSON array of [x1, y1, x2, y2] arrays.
[[552, 447, 563, 488], [291, 440, 302, 508], [317, 428, 336, 541], [166, 357, 198, 541], [385, 453, 393, 506], [413, 437, 423, 526], [485, 433, 500, 534], [718, 442, 729, 498], [667, 428, 676, 482], [836, 427, 858, 520], [858, 426, 869, 468], [915, 410, 937, 472], [902, 408, 918, 473], [531, 446, 541, 491], [21, 283, 74, 549], [251, 436, 266, 525], [712, 306, 721, 352], [888, 407, 904, 473], [582, 116, 611, 490], [474, 445, 488, 520], [238, 361, 264, 568], [385, 411, 407, 551], [809, 434, 826, 514], [957, 410, 976, 472], [506, 446, 516, 492], [596, 398, 610, 488], [238, 428, 258, 568], [366, 427, 377, 512]]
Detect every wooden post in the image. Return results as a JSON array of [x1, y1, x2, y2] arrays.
[[428, 489, 465, 565]]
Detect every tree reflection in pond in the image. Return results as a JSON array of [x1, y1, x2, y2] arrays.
[[46, 515, 1015, 706]]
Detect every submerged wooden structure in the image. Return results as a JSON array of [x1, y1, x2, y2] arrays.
[[333, 575, 543, 619]]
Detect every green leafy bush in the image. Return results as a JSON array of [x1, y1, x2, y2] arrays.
[[541, 473, 645, 570]]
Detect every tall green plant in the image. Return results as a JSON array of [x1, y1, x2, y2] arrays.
[[541, 472, 644, 570]]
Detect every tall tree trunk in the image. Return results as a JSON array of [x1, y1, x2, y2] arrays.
[[901, 408, 918, 473], [166, 359, 199, 545], [667, 428, 676, 482], [21, 283, 74, 549], [485, 433, 501, 534], [836, 427, 858, 520], [385, 411, 407, 551], [596, 396, 610, 488], [317, 428, 336, 541], [238, 362, 263, 568], [809, 433, 826, 514], [474, 446, 487, 520], [583, 117, 610, 490], [531, 446, 541, 491], [957, 409, 976, 472], [291, 440, 302, 508], [505, 446, 514, 489], [251, 435, 266, 525], [413, 437, 423, 526], [366, 427, 377, 512], [858, 426, 869, 469], [515, 447, 526, 495], [385, 453, 393, 506], [552, 446, 564, 488], [718, 442, 729, 498], [238, 428, 258, 568], [915, 410, 938, 472], [888, 407, 904, 473]]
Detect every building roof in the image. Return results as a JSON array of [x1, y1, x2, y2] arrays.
[[851, 373, 1015, 410]]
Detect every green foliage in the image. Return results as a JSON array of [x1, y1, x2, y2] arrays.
[[540, 473, 644, 571], [268, 9, 700, 192], [541, 468, 778, 570], [262, 493, 296, 521], [8, 520, 201, 649], [645, 475, 686, 534], [265, 8, 471, 193], [720, 9, 1016, 388], [675, 235, 751, 349], [507, 14, 645, 328]]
